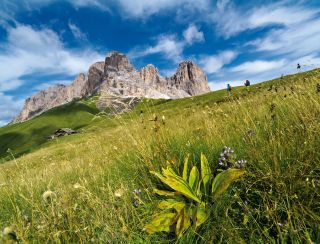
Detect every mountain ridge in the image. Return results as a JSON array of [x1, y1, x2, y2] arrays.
[[13, 51, 210, 123]]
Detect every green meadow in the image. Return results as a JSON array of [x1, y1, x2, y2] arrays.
[[0, 69, 319, 243]]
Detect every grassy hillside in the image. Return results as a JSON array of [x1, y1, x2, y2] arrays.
[[0, 69, 319, 243], [0, 72, 292, 162], [0, 96, 103, 162]]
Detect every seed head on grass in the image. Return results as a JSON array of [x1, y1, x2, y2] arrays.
[[23, 214, 31, 223], [161, 115, 165, 125], [42, 190, 57, 203], [114, 188, 125, 198], [73, 183, 82, 189], [246, 128, 255, 136], [2, 227, 17, 241]]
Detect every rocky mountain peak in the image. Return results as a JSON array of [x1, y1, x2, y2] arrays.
[[13, 51, 210, 123], [139, 64, 160, 85], [104, 51, 134, 73], [176, 60, 203, 79], [172, 60, 209, 96]]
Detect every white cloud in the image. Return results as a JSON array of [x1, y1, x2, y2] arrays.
[[0, 0, 110, 26], [199, 50, 237, 74], [0, 80, 23, 92], [206, 1, 320, 90], [0, 92, 24, 126], [249, 5, 317, 28], [212, 1, 319, 38], [0, 24, 103, 85], [294, 55, 320, 70], [209, 79, 243, 91], [4, 0, 209, 19], [211, 0, 246, 38], [249, 18, 320, 56], [159, 68, 177, 77], [116, 0, 209, 18], [208, 54, 320, 92], [129, 35, 185, 63], [0, 24, 103, 123], [216, 0, 230, 12], [231, 60, 286, 74], [36, 79, 71, 92], [68, 22, 88, 41], [183, 24, 204, 45], [130, 24, 205, 63], [69, 0, 110, 12], [2, 0, 209, 20]]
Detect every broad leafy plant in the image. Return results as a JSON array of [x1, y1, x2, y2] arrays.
[[144, 153, 245, 238]]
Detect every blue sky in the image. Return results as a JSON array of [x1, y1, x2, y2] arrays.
[[0, 0, 320, 125]]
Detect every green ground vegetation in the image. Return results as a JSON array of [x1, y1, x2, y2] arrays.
[[0, 69, 319, 243]]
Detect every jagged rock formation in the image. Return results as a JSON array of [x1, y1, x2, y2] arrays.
[[13, 51, 210, 123], [96, 93, 140, 114]]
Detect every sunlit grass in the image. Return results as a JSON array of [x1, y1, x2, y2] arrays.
[[0, 69, 319, 242]]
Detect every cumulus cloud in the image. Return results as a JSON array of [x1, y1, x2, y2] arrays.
[[0, 24, 103, 124], [231, 60, 286, 74], [129, 35, 185, 63], [130, 24, 205, 63], [199, 51, 237, 74], [183, 24, 204, 45], [0, 24, 103, 83], [144, 35, 184, 60]]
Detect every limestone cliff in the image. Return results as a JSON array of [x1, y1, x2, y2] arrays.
[[13, 51, 210, 123]]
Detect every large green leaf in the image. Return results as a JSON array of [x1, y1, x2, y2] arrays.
[[175, 209, 191, 238], [158, 199, 185, 212], [196, 204, 209, 227], [144, 212, 176, 234], [182, 154, 190, 181], [200, 153, 212, 196], [153, 188, 178, 197], [151, 167, 201, 203], [212, 168, 245, 200], [189, 166, 200, 192]]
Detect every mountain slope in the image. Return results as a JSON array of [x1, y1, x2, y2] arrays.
[[1, 69, 319, 162], [0, 68, 319, 243], [0, 97, 100, 162]]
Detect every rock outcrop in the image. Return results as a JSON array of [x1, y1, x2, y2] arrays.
[[13, 51, 210, 123]]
